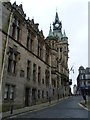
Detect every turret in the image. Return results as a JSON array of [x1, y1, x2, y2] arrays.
[[61, 30, 68, 41], [48, 24, 54, 37]]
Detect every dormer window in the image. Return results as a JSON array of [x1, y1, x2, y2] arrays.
[[11, 17, 21, 41], [13, 17, 17, 25]]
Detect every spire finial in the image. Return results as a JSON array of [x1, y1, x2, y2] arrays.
[[50, 23, 51, 29], [48, 24, 53, 37], [55, 9, 59, 22], [56, 7, 57, 12]]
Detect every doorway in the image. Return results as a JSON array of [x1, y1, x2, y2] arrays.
[[25, 87, 30, 106], [32, 88, 36, 105]]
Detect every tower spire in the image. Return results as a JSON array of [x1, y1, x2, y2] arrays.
[[48, 24, 53, 37], [55, 11, 59, 23]]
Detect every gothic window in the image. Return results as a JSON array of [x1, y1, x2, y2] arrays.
[[7, 56, 12, 73], [53, 89, 55, 95], [10, 86, 15, 100], [42, 90, 44, 98], [11, 17, 17, 38], [38, 42, 43, 59], [38, 44, 40, 56], [11, 17, 21, 41], [27, 60, 31, 80], [27, 30, 31, 50], [33, 63, 36, 81], [16, 20, 21, 41], [4, 84, 9, 100], [60, 47, 62, 52], [45, 50, 49, 64], [7, 47, 19, 74], [38, 66, 41, 84], [17, 27, 20, 41], [46, 91, 48, 99], [20, 70, 24, 77], [30, 39, 33, 51], [42, 79, 44, 84], [12, 53, 17, 74], [7, 51, 14, 73], [12, 24, 16, 38], [38, 90, 40, 99], [4, 84, 15, 101], [27, 36, 30, 49], [45, 69, 50, 86], [54, 80, 56, 87]]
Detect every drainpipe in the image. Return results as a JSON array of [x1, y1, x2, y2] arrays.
[[0, 9, 13, 91]]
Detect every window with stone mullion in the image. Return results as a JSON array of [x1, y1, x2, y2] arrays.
[[27, 36, 30, 49], [11, 16, 17, 39], [10, 86, 15, 100], [45, 70, 49, 86], [33, 64, 36, 81], [12, 53, 17, 74], [30, 39, 33, 51], [7, 51, 13, 73], [27, 60, 31, 79], [38, 90, 40, 99], [17, 27, 20, 41], [12, 23, 16, 38], [38, 67, 41, 84], [4, 84, 10, 100]]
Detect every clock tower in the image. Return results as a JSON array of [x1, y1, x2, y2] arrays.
[[53, 12, 62, 39]]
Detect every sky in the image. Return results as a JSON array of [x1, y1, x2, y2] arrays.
[[10, 0, 88, 93]]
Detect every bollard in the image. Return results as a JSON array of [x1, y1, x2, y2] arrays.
[[10, 105, 13, 114]]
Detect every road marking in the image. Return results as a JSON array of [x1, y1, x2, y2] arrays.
[[78, 103, 90, 111]]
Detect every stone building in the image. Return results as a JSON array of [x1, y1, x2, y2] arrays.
[[77, 66, 90, 95], [1, 2, 70, 111]]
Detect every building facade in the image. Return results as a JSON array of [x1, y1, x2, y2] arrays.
[[77, 66, 90, 95], [1, 2, 70, 111]]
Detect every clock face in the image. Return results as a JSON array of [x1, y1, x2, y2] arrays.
[[55, 23, 59, 27]]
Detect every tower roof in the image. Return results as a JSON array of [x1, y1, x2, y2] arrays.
[[55, 11, 59, 23], [48, 24, 54, 37], [61, 30, 68, 39]]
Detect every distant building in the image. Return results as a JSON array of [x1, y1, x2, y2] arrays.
[[73, 84, 77, 95], [77, 66, 90, 95]]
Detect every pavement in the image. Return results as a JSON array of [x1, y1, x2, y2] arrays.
[[1, 96, 70, 120], [79, 96, 90, 112], [6, 95, 89, 119]]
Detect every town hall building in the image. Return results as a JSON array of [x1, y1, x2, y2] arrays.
[[1, 1, 70, 111]]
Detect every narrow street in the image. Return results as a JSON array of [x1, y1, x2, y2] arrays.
[[11, 96, 89, 118]]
